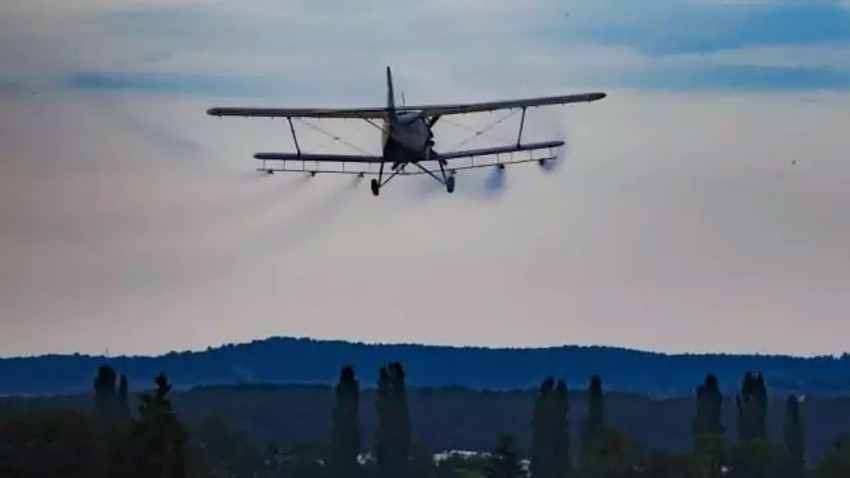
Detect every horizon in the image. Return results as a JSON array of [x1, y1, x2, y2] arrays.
[[4, 334, 849, 361]]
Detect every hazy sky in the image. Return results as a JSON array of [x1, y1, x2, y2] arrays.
[[2, 0, 850, 357]]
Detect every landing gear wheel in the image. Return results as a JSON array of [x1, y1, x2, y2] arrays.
[[371, 179, 380, 196], [446, 175, 455, 194]]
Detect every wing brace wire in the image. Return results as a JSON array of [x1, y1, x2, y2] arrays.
[[444, 108, 519, 153]]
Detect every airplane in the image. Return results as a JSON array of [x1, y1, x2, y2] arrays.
[[207, 66, 606, 196]]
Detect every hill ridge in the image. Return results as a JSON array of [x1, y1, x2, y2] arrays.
[[2, 336, 850, 397]]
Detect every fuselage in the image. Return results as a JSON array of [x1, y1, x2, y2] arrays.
[[381, 111, 434, 165]]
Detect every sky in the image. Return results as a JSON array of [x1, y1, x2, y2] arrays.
[[1, 0, 849, 358]]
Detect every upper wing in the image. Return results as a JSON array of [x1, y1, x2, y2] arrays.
[[208, 107, 388, 119], [207, 92, 606, 119], [412, 92, 606, 117]]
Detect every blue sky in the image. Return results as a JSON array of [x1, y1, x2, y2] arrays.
[[3, 0, 850, 96], [79, 0, 850, 93], [1, 1, 850, 357]]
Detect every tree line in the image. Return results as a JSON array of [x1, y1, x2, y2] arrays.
[[3, 364, 850, 477]]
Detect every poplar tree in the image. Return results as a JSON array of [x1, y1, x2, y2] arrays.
[[785, 394, 805, 478], [693, 374, 724, 436], [375, 362, 411, 478], [330, 366, 360, 478], [736, 373, 768, 441]]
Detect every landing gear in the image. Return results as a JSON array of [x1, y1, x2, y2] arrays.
[[436, 155, 455, 194], [371, 178, 380, 196]]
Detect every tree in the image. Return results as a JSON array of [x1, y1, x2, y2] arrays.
[[118, 374, 131, 421], [693, 374, 724, 436], [436, 453, 489, 478], [812, 433, 850, 478], [644, 449, 703, 478], [330, 365, 360, 478], [484, 435, 526, 478], [736, 373, 768, 441], [0, 408, 98, 478], [784, 395, 805, 478], [410, 443, 437, 478], [727, 438, 788, 478], [582, 375, 605, 448], [576, 425, 644, 478], [553, 380, 570, 478], [126, 373, 188, 478], [184, 415, 266, 478], [531, 377, 554, 478], [93, 364, 119, 423], [692, 433, 728, 478], [531, 377, 570, 478], [376, 362, 412, 478], [93, 365, 132, 478]]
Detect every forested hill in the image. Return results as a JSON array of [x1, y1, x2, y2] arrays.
[[2, 336, 849, 396]]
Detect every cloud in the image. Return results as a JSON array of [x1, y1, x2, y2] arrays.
[[5, 0, 850, 95], [598, 65, 850, 91], [698, 44, 850, 69], [555, 3, 850, 56], [67, 72, 303, 97]]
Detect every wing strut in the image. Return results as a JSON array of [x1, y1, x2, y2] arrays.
[[287, 118, 301, 156], [517, 107, 527, 147]]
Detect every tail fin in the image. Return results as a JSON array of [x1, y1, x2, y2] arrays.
[[386, 65, 396, 118]]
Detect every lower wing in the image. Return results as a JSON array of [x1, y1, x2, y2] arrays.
[[253, 141, 561, 174], [254, 152, 381, 162], [434, 141, 563, 161]]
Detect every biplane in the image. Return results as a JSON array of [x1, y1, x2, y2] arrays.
[[207, 66, 606, 196]]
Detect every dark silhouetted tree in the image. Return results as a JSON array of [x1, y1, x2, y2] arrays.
[[577, 425, 644, 478], [812, 433, 850, 478], [127, 373, 188, 478], [376, 362, 412, 478], [93, 365, 118, 423], [485, 434, 527, 478], [330, 365, 360, 478], [93, 365, 131, 477], [410, 443, 436, 478], [532, 377, 555, 478], [553, 380, 570, 477], [531, 377, 570, 478], [0, 408, 98, 478], [692, 433, 728, 478], [693, 374, 724, 437], [785, 395, 805, 478], [118, 374, 130, 421], [727, 438, 788, 478], [583, 375, 605, 448], [736, 373, 768, 441]]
